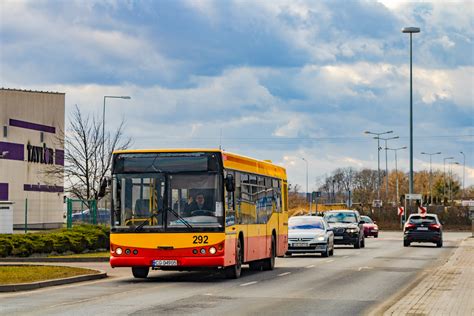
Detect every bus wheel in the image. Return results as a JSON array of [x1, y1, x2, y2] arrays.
[[225, 238, 242, 279], [262, 236, 276, 271], [132, 267, 149, 278]]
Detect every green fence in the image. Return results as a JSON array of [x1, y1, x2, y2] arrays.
[[66, 199, 99, 228]]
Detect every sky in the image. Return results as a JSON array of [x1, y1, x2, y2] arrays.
[[1, 0, 473, 191]]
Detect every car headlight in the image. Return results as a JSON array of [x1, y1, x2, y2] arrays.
[[317, 236, 325, 241], [346, 228, 358, 233]]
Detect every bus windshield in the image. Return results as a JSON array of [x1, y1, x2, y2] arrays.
[[111, 152, 224, 232]]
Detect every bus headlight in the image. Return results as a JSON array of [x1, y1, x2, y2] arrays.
[[209, 247, 217, 254], [115, 247, 123, 255], [200, 248, 206, 254]]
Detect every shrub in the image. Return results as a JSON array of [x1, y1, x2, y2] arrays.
[[0, 225, 110, 257]]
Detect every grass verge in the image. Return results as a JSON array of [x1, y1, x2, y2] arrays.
[[48, 251, 109, 258], [0, 265, 98, 285]]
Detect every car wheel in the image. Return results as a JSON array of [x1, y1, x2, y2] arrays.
[[354, 237, 361, 249], [132, 267, 149, 279], [403, 240, 410, 247], [322, 245, 330, 257], [374, 234, 378, 238], [225, 238, 242, 279], [285, 252, 292, 257], [436, 240, 443, 248]]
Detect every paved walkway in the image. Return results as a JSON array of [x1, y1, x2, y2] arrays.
[[384, 237, 474, 316]]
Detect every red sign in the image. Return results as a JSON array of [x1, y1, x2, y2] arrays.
[[418, 206, 427, 215], [397, 206, 404, 216]]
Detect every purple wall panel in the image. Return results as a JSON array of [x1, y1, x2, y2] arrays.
[[0, 141, 24, 161], [55, 149, 64, 166], [0, 183, 8, 200], [9, 118, 56, 134], [24, 184, 64, 193]]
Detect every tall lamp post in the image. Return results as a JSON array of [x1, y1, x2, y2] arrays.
[[364, 130, 393, 206], [375, 135, 399, 201], [301, 157, 310, 213], [402, 26, 420, 197], [102, 95, 131, 160], [460, 151, 465, 200], [443, 156, 454, 202], [421, 151, 442, 204], [387, 146, 407, 205]]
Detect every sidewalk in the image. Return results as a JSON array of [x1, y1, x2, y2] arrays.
[[384, 237, 474, 315]]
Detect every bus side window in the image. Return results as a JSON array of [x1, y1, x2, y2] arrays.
[[235, 172, 242, 224]]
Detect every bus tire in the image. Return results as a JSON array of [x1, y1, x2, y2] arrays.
[[225, 237, 242, 279], [132, 267, 149, 278], [262, 235, 276, 271]]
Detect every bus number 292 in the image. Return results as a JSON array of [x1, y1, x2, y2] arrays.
[[193, 235, 208, 244]]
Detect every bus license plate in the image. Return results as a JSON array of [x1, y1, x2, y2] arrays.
[[293, 242, 308, 247], [152, 260, 178, 267]]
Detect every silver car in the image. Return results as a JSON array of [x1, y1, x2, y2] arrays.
[[286, 216, 335, 257]]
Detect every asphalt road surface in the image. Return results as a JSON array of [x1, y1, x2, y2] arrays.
[[0, 231, 469, 316]]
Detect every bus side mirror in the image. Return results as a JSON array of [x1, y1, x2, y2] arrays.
[[98, 177, 110, 198], [225, 174, 235, 192]]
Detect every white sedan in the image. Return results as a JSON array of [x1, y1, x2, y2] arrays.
[[286, 216, 335, 257]]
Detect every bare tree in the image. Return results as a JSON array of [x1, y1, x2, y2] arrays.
[[44, 105, 131, 205]]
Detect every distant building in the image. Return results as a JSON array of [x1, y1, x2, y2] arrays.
[[0, 88, 65, 229]]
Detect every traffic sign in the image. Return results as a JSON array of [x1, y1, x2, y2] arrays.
[[418, 206, 427, 215], [406, 194, 422, 200], [398, 206, 404, 216], [372, 200, 382, 207]]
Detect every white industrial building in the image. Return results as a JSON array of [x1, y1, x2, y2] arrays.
[[0, 88, 65, 229]]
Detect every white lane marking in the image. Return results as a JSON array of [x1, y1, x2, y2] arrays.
[[325, 259, 334, 263], [240, 281, 258, 287], [305, 265, 315, 269], [204, 293, 213, 296], [278, 272, 291, 277], [358, 266, 373, 271]]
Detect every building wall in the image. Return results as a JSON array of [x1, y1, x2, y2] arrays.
[[0, 88, 65, 229]]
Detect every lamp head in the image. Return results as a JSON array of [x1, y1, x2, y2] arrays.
[[402, 27, 420, 33]]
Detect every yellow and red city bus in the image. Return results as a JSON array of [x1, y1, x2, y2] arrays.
[[109, 149, 288, 278]]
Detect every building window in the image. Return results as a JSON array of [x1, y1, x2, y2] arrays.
[[2, 126, 6, 138]]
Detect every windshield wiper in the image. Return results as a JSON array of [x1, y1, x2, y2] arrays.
[[165, 207, 193, 230], [134, 212, 160, 232]]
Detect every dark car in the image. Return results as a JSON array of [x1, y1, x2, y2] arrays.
[[403, 213, 443, 247], [324, 210, 365, 249], [360, 215, 379, 238], [71, 208, 110, 224], [286, 216, 335, 257]]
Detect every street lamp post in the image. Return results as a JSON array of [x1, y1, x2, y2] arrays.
[[421, 151, 442, 204], [364, 130, 393, 206], [375, 135, 399, 201], [402, 26, 420, 197], [102, 95, 131, 161], [460, 151, 465, 200], [387, 146, 407, 205], [301, 157, 311, 214], [443, 157, 454, 202]]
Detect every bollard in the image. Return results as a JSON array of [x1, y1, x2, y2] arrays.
[[24, 198, 28, 233]]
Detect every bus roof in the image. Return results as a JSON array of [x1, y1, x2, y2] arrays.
[[113, 148, 287, 180]]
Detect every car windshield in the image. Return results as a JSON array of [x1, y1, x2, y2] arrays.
[[112, 172, 223, 231], [289, 217, 324, 230], [361, 216, 373, 224], [325, 212, 357, 223], [409, 215, 437, 225]]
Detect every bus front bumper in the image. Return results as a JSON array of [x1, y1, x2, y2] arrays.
[[110, 255, 226, 268]]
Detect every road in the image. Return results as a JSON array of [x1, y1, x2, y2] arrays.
[[0, 231, 469, 316]]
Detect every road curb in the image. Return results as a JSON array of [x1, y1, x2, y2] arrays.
[[0, 267, 107, 292], [0, 257, 109, 263]]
